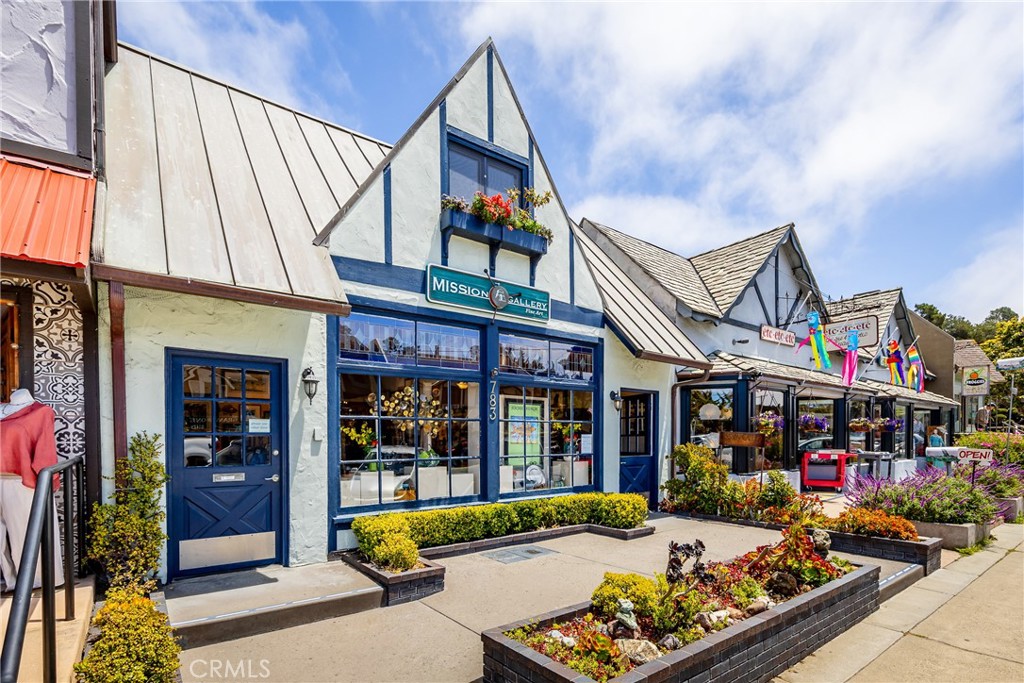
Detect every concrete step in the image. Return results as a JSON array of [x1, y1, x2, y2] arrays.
[[160, 562, 383, 649], [0, 578, 95, 683]]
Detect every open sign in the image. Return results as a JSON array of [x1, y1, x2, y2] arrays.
[[925, 447, 995, 463]]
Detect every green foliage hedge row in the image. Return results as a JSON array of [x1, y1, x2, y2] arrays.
[[955, 431, 1024, 465], [352, 493, 649, 572]]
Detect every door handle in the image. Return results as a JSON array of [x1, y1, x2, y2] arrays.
[[265, 474, 280, 483]]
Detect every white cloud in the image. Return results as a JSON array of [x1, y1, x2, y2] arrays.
[[117, 0, 352, 122], [921, 223, 1024, 321], [461, 3, 1023, 254]]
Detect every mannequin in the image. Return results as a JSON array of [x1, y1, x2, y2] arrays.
[[0, 388, 64, 591]]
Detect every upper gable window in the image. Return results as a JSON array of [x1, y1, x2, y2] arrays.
[[448, 141, 523, 203]]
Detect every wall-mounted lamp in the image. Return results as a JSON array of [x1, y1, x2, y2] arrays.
[[301, 368, 320, 405], [610, 390, 622, 412]]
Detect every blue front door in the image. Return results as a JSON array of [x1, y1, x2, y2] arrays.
[[618, 392, 657, 508], [167, 351, 286, 579]]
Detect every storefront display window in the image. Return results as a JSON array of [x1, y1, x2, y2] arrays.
[[797, 398, 835, 455], [893, 404, 908, 456], [912, 408, 930, 457], [848, 399, 871, 452], [339, 375, 481, 507], [754, 389, 786, 470], [498, 334, 594, 381], [340, 313, 480, 370], [498, 385, 593, 492], [688, 388, 733, 468]]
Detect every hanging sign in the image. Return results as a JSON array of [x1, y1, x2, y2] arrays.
[[961, 366, 990, 396], [760, 325, 796, 346], [824, 316, 879, 350], [426, 264, 550, 322]]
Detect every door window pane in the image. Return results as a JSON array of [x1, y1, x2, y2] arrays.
[[217, 402, 243, 432], [216, 368, 243, 398], [184, 437, 212, 468], [183, 366, 213, 398], [215, 436, 243, 467], [246, 436, 271, 465], [184, 401, 212, 433], [246, 371, 271, 400]]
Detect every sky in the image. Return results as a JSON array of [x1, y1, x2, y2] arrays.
[[118, 1, 1024, 323]]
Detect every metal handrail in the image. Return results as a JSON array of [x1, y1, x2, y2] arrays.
[[0, 455, 86, 683]]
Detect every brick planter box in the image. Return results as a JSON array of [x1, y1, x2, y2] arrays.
[[482, 564, 880, 683], [670, 512, 942, 574], [339, 552, 445, 607]]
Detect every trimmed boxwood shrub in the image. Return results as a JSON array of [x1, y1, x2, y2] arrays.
[[351, 493, 648, 571]]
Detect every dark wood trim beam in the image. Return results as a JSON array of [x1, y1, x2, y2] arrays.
[[81, 304, 102, 507], [102, 0, 118, 64], [109, 281, 127, 489], [0, 258, 84, 284], [90, 264, 352, 316], [0, 138, 92, 172]]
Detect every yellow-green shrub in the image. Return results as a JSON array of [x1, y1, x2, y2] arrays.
[[73, 588, 180, 683], [351, 493, 649, 571], [372, 534, 419, 572], [590, 572, 658, 619]]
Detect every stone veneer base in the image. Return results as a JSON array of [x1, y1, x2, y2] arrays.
[[482, 564, 880, 683], [339, 553, 445, 607], [672, 512, 942, 575]]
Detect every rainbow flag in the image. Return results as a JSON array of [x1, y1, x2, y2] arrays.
[[906, 344, 925, 393]]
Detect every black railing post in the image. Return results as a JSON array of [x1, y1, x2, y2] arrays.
[[41, 491, 56, 683], [62, 468, 75, 620]]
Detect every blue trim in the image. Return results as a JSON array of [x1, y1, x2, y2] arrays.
[[447, 126, 530, 168], [332, 257, 425, 292], [485, 324, 500, 502], [331, 258, 604, 328], [383, 164, 392, 265], [528, 138, 535, 192], [569, 235, 576, 306], [164, 348, 290, 578], [439, 100, 449, 198], [486, 46, 494, 143], [594, 341, 604, 491], [327, 318, 340, 553]]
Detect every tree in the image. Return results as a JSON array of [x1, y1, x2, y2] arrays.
[[942, 314, 976, 340], [974, 307, 1020, 342], [913, 303, 946, 328], [980, 317, 1024, 427]]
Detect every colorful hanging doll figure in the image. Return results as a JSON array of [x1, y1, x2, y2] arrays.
[[839, 330, 860, 387], [905, 343, 925, 393], [795, 311, 833, 370], [884, 340, 906, 386]]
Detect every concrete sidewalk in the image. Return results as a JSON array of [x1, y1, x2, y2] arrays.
[[778, 522, 1024, 683], [176, 515, 915, 683]]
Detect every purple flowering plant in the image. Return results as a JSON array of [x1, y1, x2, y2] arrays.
[[754, 411, 785, 436], [847, 469, 998, 525], [798, 414, 830, 432]]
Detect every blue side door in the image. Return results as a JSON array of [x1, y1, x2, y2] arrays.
[[618, 392, 657, 508], [167, 351, 286, 579]]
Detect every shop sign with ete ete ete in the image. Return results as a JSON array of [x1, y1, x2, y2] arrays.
[[426, 264, 550, 322]]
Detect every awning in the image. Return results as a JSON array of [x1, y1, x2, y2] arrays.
[[1, 156, 95, 269], [574, 224, 711, 369], [860, 379, 959, 408], [709, 352, 877, 395]]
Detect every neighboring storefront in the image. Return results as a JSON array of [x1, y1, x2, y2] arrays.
[[953, 339, 1004, 433], [579, 222, 959, 481]]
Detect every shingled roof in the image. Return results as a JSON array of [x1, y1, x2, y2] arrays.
[[689, 224, 793, 313], [583, 220, 721, 317], [954, 339, 1005, 382], [825, 289, 903, 358]]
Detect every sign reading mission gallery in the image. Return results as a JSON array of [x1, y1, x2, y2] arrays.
[[426, 264, 550, 322]]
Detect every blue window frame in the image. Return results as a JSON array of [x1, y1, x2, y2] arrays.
[[448, 140, 524, 202]]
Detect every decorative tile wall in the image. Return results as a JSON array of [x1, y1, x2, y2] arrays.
[[1, 277, 85, 566]]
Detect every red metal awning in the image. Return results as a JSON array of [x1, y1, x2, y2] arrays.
[[1, 156, 95, 269]]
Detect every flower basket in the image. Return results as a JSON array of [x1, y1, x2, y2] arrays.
[[849, 425, 873, 433]]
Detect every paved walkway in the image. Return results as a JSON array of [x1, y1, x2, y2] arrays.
[[778, 522, 1024, 683], [176, 516, 911, 683]]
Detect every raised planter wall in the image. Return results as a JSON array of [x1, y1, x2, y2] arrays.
[[910, 520, 990, 550], [996, 496, 1023, 522], [340, 524, 655, 606], [482, 565, 881, 683], [672, 512, 942, 574]]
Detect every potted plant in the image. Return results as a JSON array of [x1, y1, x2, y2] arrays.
[[799, 414, 830, 433], [848, 417, 875, 433], [754, 411, 785, 437], [440, 187, 554, 256], [879, 417, 904, 433]]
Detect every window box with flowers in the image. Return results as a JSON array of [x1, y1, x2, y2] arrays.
[[440, 188, 553, 260]]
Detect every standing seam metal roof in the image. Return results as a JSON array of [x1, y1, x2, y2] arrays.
[[95, 44, 392, 309]]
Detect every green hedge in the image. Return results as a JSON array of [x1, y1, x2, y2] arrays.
[[351, 493, 648, 571]]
